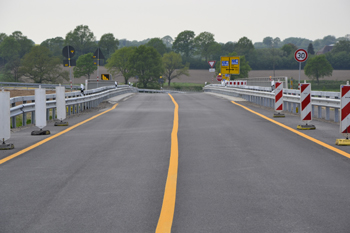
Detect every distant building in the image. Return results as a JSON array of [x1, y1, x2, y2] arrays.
[[316, 45, 334, 55], [346, 34, 350, 40]]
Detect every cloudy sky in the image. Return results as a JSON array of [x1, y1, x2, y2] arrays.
[[1, 0, 349, 44]]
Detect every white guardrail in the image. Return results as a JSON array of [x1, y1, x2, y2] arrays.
[[9, 85, 136, 128], [203, 84, 341, 123]]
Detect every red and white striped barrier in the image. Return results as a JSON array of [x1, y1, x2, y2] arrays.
[[275, 82, 283, 112], [300, 83, 312, 122], [224, 80, 247, 87], [340, 85, 350, 135]]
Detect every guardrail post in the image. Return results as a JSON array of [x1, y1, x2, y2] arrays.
[[293, 103, 296, 113], [11, 102, 16, 128], [318, 106, 322, 118], [326, 107, 330, 120], [335, 109, 339, 123], [312, 105, 314, 118], [23, 100, 27, 126]]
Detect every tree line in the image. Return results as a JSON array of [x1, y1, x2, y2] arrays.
[[0, 25, 349, 87]]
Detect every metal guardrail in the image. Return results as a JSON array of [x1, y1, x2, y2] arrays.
[[138, 89, 185, 94], [203, 85, 341, 123], [0, 82, 80, 90], [9, 86, 137, 128]]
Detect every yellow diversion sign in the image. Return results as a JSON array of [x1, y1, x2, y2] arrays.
[[101, 74, 110, 80], [220, 56, 240, 75]]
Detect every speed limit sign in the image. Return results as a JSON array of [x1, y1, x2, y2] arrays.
[[294, 49, 308, 62]]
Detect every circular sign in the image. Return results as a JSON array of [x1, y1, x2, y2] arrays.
[[294, 49, 308, 62], [62, 45, 75, 58], [217, 74, 222, 82]]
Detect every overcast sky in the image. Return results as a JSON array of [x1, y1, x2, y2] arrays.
[[1, 0, 349, 45]]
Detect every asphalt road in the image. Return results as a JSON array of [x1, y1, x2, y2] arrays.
[[1, 92, 350, 233]]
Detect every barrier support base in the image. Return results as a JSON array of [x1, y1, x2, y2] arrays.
[[335, 139, 350, 146], [273, 113, 285, 118], [297, 124, 316, 130], [31, 129, 50, 136], [55, 121, 68, 126], [0, 141, 14, 150]]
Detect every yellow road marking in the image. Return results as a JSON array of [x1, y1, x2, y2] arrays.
[[0, 104, 119, 165], [231, 101, 350, 159], [156, 94, 179, 233]]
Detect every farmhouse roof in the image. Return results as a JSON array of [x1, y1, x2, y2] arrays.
[[316, 45, 334, 55]]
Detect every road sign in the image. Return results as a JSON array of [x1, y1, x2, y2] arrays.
[[63, 59, 76, 67], [294, 49, 308, 62], [93, 48, 105, 60], [217, 73, 222, 82], [220, 56, 240, 75], [209, 68, 215, 72], [208, 61, 216, 68], [101, 74, 110, 80], [158, 78, 164, 84], [62, 46, 75, 58]]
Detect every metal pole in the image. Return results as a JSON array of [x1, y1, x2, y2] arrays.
[[298, 62, 301, 89], [68, 46, 72, 92], [97, 48, 99, 88]]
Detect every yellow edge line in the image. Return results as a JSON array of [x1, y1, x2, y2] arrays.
[[0, 103, 119, 165], [231, 101, 350, 159], [156, 94, 179, 233]]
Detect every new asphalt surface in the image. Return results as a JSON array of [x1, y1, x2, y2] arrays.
[[1, 92, 350, 233]]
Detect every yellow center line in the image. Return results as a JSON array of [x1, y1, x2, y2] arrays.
[[231, 101, 350, 159], [0, 103, 119, 165], [156, 94, 179, 233]]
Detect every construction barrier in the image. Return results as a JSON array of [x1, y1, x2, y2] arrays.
[[224, 80, 247, 87], [297, 83, 315, 129], [273, 82, 285, 117], [340, 85, 350, 135]]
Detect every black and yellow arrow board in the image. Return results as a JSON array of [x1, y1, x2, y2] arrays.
[[101, 74, 110, 80]]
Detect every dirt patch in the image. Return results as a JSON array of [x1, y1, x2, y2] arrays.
[[6, 89, 56, 98]]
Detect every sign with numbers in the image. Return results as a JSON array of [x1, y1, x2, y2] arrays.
[[294, 49, 308, 62]]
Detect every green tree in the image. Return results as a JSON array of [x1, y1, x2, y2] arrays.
[[332, 40, 350, 54], [40, 37, 65, 57], [65, 25, 96, 57], [129, 45, 163, 88], [73, 53, 97, 79], [263, 37, 273, 47], [20, 46, 68, 83], [11, 31, 34, 58], [0, 36, 21, 81], [234, 37, 254, 57], [304, 55, 333, 84], [146, 38, 167, 55], [307, 43, 315, 55], [98, 33, 119, 59], [162, 52, 189, 86], [194, 32, 215, 61], [281, 43, 298, 56], [105, 47, 135, 84], [161, 35, 174, 48], [172, 30, 195, 59], [0, 33, 7, 44], [222, 42, 235, 55]]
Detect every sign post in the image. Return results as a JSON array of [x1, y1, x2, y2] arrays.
[[294, 49, 308, 88], [62, 46, 75, 92]]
